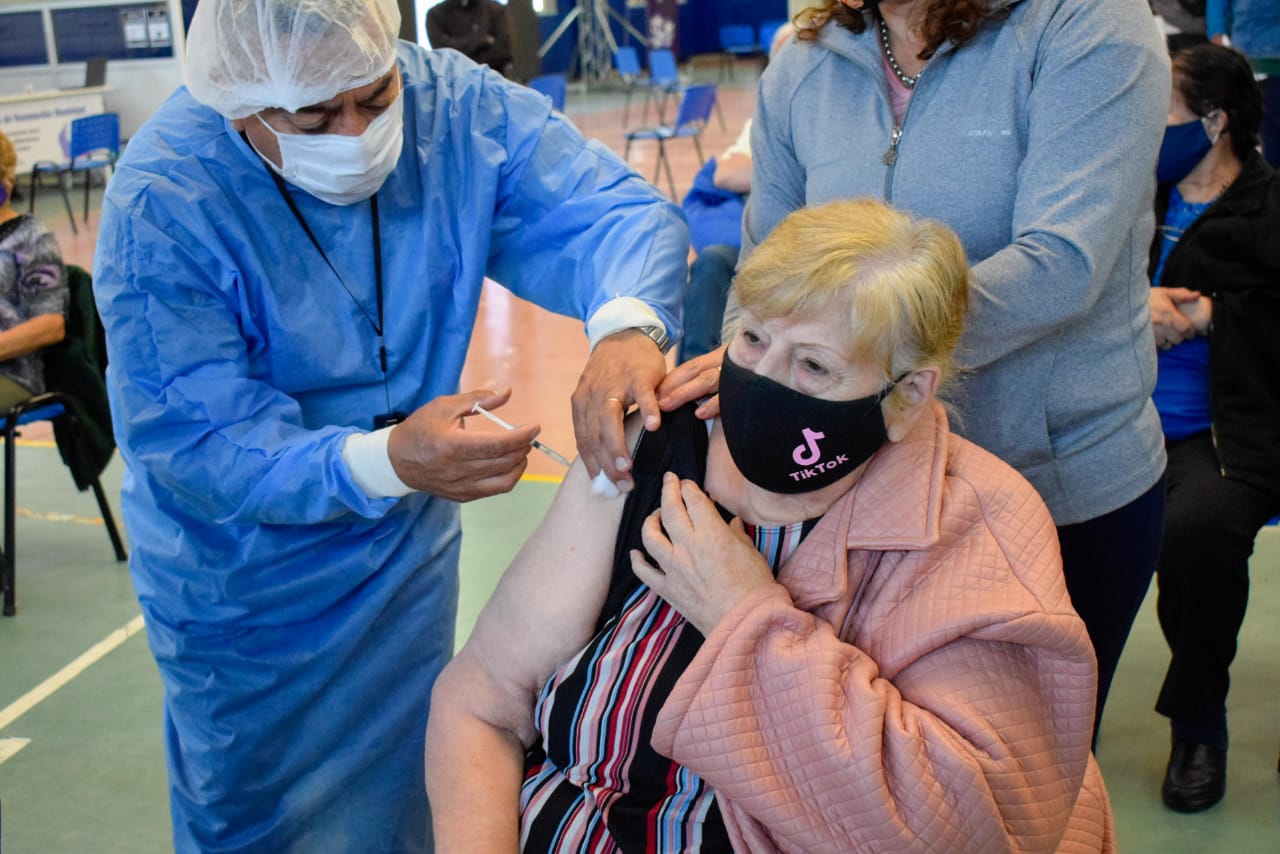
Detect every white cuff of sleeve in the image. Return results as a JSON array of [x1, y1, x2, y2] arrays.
[[342, 428, 415, 499], [586, 296, 665, 351]]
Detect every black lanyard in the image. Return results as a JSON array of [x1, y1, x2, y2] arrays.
[[264, 166, 389, 372], [255, 152, 408, 426]]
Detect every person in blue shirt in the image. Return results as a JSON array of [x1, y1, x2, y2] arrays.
[[1207, 0, 1280, 165], [92, 0, 687, 850], [1148, 42, 1280, 814]]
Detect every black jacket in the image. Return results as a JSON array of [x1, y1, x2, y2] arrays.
[[426, 0, 514, 74], [1150, 151, 1280, 498]]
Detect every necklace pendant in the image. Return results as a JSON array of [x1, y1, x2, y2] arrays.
[[883, 148, 898, 166]]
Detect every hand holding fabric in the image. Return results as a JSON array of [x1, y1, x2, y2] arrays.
[[631, 473, 775, 636], [1166, 286, 1213, 335], [572, 329, 666, 491], [1150, 286, 1198, 350], [388, 388, 535, 501], [657, 345, 724, 420]]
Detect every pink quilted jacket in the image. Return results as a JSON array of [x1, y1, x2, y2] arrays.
[[652, 403, 1115, 853]]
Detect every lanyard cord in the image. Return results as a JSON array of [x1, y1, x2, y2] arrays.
[[264, 166, 385, 342], [253, 145, 399, 421]]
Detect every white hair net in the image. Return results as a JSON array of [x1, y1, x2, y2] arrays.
[[184, 0, 401, 119]]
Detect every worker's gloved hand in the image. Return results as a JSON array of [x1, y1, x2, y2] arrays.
[[572, 329, 667, 493], [388, 388, 537, 502]]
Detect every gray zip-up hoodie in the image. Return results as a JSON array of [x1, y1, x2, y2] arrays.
[[734, 0, 1169, 525]]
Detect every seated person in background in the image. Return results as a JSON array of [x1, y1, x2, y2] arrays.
[[426, 198, 1113, 853], [677, 121, 751, 364], [1151, 0, 1208, 52], [0, 131, 67, 410], [1147, 42, 1280, 814], [426, 0, 515, 75], [678, 24, 793, 364]]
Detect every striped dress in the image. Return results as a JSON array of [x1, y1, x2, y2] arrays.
[[520, 493, 817, 853]]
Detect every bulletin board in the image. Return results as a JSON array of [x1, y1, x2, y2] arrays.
[[0, 12, 51, 68], [52, 3, 175, 62]]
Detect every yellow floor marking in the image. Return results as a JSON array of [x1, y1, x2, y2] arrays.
[[0, 737, 31, 763], [17, 506, 106, 526], [0, 615, 146, 739]]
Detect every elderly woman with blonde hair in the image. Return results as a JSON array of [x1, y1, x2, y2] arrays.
[[426, 198, 1113, 853]]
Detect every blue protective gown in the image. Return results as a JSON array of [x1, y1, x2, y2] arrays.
[[93, 43, 687, 853]]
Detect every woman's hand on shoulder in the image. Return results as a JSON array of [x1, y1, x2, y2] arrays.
[[657, 346, 726, 419], [630, 472, 775, 636]]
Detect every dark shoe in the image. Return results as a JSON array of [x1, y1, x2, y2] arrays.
[[1162, 739, 1226, 813]]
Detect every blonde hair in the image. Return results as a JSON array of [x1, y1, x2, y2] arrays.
[[734, 199, 969, 412], [0, 132, 16, 189]]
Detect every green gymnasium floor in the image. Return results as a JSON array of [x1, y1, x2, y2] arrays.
[[0, 443, 1277, 852]]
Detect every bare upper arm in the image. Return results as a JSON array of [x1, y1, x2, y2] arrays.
[[450, 413, 645, 744]]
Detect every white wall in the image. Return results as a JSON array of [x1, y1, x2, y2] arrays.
[[0, 0, 186, 140]]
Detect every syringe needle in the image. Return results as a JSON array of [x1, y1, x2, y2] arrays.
[[471, 403, 571, 467]]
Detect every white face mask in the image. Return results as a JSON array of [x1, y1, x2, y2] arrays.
[[254, 89, 405, 205]]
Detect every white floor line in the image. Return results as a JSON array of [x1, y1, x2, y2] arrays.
[[0, 614, 146, 734]]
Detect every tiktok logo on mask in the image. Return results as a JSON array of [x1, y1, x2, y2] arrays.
[[792, 428, 825, 465], [790, 428, 849, 483]]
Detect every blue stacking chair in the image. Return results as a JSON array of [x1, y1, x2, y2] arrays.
[[1, 264, 127, 616], [624, 84, 718, 198], [614, 46, 661, 127], [718, 24, 760, 80], [528, 73, 567, 112], [759, 19, 789, 59], [2, 396, 127, 615], [647, 48, 683, 124], [28, 112, 120, 236]]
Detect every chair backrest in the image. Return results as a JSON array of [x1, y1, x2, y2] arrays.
[[648, 49, 679, 85], [718, 25, 756, 50], [84, 55, 108, 88], [674, 85, 717, 130], [41, 264, 115, 488], [69, 112, 120, 163], [527, 73, 567, 112], [614, 45, 643, 79], [759, 20, 788, 55]]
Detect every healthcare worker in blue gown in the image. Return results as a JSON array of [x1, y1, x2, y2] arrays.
[[91, 0, 688, 850]]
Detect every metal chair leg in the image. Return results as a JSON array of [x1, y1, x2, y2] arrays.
[[4, 418, 17, 616], [657, 141, 677, 199], [693, 136, 705, 166], [90, 477, 127, 562], [58, 171, 78, 236]]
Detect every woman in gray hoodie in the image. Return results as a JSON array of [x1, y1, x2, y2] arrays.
[[660, 0, 1170, 741]]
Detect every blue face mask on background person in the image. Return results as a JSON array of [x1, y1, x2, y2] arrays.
[[1157, 112, 1219, 185], [718, 351, 896, 494], [253, 89, 405, 205], [0, 184, 9, 207]]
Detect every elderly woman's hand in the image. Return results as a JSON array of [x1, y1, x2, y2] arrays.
[[631, 472, 776, 635], [656, 346, 725, 420]]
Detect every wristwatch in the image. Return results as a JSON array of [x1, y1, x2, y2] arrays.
[[636, 325, 671, 354]]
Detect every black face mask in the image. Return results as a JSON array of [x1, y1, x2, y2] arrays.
[[718, 351, 896, 495]]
